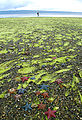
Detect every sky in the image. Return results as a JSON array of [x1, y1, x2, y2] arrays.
[[0, 0, 82, 12]]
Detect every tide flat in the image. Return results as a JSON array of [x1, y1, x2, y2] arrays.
[[0, 17, 81, 120]]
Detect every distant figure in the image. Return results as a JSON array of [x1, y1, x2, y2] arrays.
[[37, 12, 39, 17]]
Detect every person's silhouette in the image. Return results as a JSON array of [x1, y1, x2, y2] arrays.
[[37, 12, 39, 17]]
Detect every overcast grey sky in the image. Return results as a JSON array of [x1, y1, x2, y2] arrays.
[[0, 0, 82, 12]]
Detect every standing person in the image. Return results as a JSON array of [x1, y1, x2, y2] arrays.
[[37, 12, 39, 17]]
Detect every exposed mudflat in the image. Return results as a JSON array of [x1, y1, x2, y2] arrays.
[[0, 17, 81, 120]]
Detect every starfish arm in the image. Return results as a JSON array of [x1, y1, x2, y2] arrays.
[[40, 87, 43, 90], [45, 111, 48, 114], [26, 103, 28, 106], [47, 95, 49, 98], [38, 107, 40, 109], [40, 85, 49, 90], [44, 88, 48, 90], [43, 85, 49, 87], [18, 89, 25, 94], [29, 106, 32, 110], [48, 114, 51, 119], [51, 113, 56, 118], [44, 96, 46, 98], [30, 77, 35, 80], [22, 106, 25, 108], [21, 77, 23, 80], [53, 110, 56, 113], [28, 104, 32, 110], [40, 87, 47, 90], [25, 107, 27, 111], [58, 81, 61, 84], [29, 107, 32, 110]]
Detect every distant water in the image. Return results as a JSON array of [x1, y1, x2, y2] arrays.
[[0, 10, 82, 18]]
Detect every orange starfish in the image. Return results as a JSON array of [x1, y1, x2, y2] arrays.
[[41, 92, 49, 98], [38, 102, 46, 110], [36, 91, 41, 96], [59, 84, 63, 88], [8, 88, 16, 94]]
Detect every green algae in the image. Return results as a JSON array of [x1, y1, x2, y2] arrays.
[[0, 90, 7, 98], [55, 68, 71, 73], [18, 66, 36, 74]]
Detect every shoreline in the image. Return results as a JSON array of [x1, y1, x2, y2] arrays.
[[0, 14, 82, 18]]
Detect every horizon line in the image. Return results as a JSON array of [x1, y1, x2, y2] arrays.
[[0, 9, 82, 13]]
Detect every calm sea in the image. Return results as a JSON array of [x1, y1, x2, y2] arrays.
[[0, 10, 82, 18]]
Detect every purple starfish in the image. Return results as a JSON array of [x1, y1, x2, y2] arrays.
[[39, 84, 49, 90], [54, 79, 63, 84], [14, 94, 22, 101], [18, 88, 25, 94]]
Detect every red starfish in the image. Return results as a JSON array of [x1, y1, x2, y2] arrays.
[[45, 108, 56, 119], [38, 102, 46, 110], [21, 76, 30, 83], [36, 91, 41, 96], [54, 79, 63, 84], [41, 92, 49, 98]]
